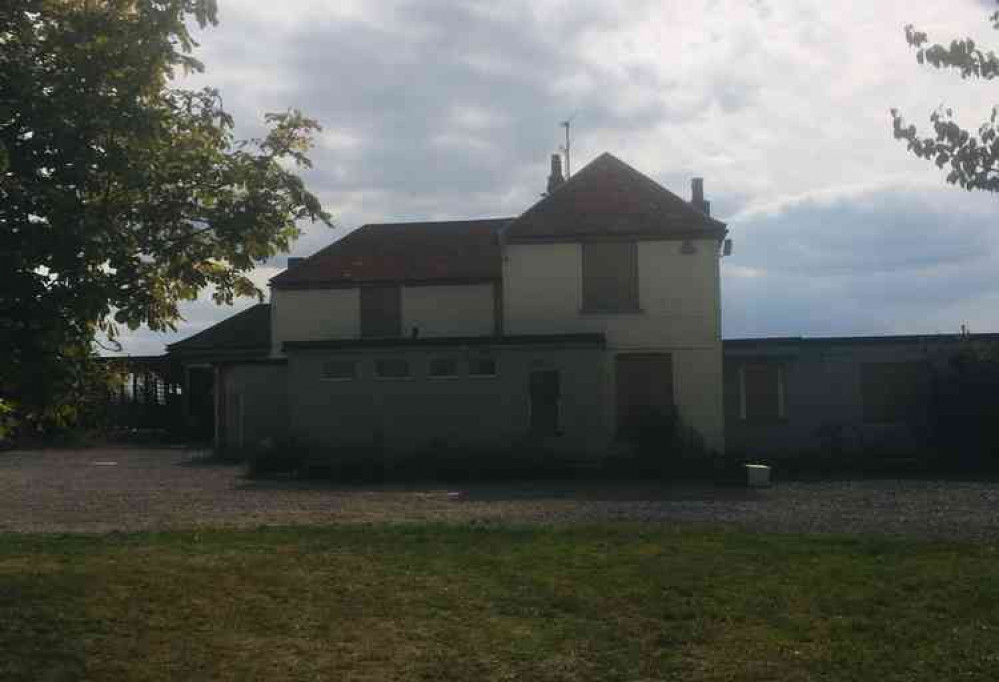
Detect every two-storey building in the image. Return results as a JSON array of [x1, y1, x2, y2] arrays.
[[168, 152, 729, 456]]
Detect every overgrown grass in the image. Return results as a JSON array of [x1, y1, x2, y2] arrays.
[[1, 525, 997, 680]]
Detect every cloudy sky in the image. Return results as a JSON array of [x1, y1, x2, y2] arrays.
[[113, 0, 999, 355]]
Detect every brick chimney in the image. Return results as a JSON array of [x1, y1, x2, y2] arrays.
[[547, 153, 565, 194], [691, 177, 710, 216]]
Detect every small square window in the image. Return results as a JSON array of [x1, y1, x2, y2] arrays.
[[469, 356, 497, 377], [429, 357, 459, 378], [375, 358, 410, 379], [321, 360, 356, 381]]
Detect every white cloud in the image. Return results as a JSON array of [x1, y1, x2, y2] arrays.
[[117, 0, 999, 354]]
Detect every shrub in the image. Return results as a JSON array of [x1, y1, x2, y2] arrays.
[[604, 406, 722, 481], [924, 343, 999, 472], [245, 439, 310, 478]]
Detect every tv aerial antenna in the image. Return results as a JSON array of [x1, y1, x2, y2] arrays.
[[559, 115, 576, 178]]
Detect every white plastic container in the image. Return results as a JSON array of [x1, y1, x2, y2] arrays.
[[745, 464, 772, 488]]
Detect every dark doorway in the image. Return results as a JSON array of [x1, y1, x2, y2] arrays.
[[615, 353, 674, 431], [529, 370, 561, 435], [185, 366, 215, 443]]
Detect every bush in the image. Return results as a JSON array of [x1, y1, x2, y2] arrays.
[[604, 406, 723, 481], [246, 409, 723, 485], [924, 343, 999, 472], [245, 439, 310, 478]]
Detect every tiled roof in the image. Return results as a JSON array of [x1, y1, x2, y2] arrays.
[[167, 303, 271, 354], [270, 218, 511, 289], [503, 152, 727, 242]]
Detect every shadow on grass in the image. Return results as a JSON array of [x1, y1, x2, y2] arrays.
[[0, 573, 88, 682]]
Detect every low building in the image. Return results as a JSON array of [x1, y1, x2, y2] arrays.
[[724, 333, 998, 458]]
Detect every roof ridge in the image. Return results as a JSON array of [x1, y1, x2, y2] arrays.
[[504, 151, 726, 242]]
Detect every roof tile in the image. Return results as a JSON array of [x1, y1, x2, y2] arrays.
[[270, 218, 510, 288], [504, 152, 727, 242]]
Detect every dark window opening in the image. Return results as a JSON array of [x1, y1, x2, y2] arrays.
[[582, 241, 639, 313], [360, 285, 402, 338]]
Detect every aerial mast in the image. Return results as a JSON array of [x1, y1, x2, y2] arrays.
[[559, 118, 572, 179]]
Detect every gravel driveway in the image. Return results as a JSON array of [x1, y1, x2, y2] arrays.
[[1, 447, 998, 539]]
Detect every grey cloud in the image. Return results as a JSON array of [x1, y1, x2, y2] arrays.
[[731, 184, 995, 276], [113, 2, 999, 357], [723, 182, 999, 338]]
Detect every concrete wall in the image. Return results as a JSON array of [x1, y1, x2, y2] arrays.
[[218, 363, 289, 451], [503, 239, 725, 451], [723, 339, 954, 457], [286, 344, 610, 455], [402, 283, 495, 337]]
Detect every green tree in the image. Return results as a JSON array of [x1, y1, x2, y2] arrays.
[[891, 2, 999, 191], [0, 0, 331, 435]]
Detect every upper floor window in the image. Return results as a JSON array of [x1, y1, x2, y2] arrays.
[[360, 285, 401, 338], [738, 364, 786, 422], [581, 241, 639, 313]]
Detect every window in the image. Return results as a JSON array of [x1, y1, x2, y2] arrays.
[[374, 358, 410, 379], [429, 357, 459, 378], [738, 364, 785, 422], [469, 355, 497, 377], [360, 285, 401, 338], [321, 359, 356, 381], [861, 362, 928, 423], [582, 241, 639, 313]]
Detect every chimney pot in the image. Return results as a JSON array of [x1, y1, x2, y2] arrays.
[[547, 153, 565, 194], [691, 177, 710, 215], [691, 177, 704, 205]]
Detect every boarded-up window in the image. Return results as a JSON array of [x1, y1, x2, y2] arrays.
[[739, 364, 785, 422], [582, 242, 639, 313], [374, 358, 409, 379], [861, 362, 929, 423], [469, 354, 497, 377], [360, 285, 401, 338], [616, 353, 673, 430], [321, 359, 356, 381], [429, 357, 459, 378]]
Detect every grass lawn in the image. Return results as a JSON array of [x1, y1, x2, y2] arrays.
[[1, 524, 997, 681]]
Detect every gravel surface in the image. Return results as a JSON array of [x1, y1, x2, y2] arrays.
[[1, 447, 998, 539]]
